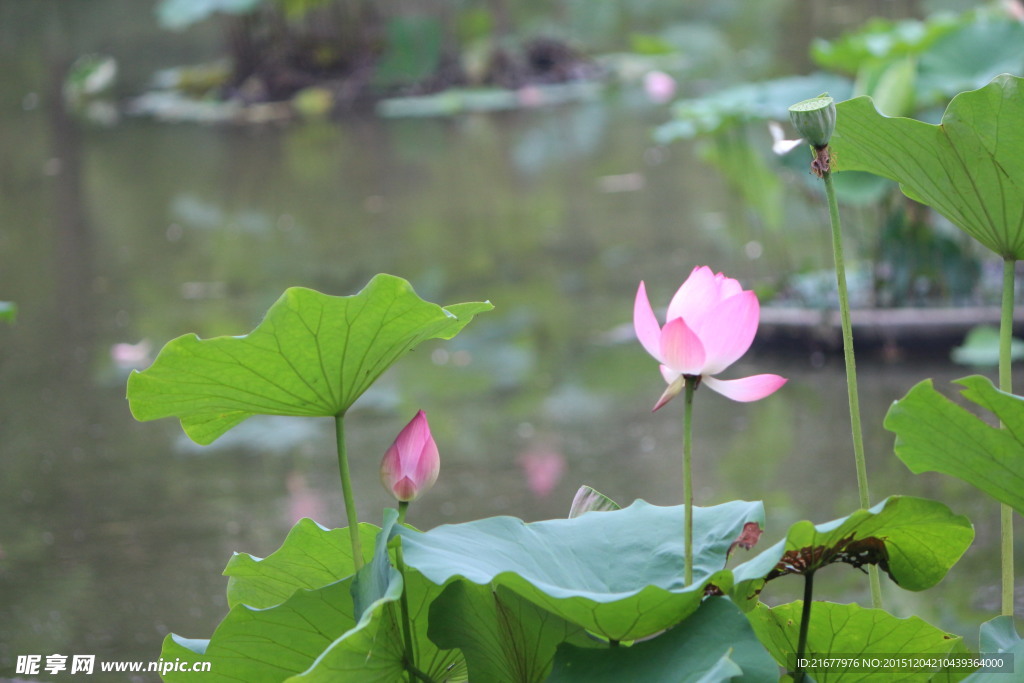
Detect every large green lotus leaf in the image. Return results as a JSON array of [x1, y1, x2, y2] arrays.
[[831, 74, 1024, 260], [127, 274, 492, 444], [159, 558, 436, 682], [158, 577, 368, 682], [292, 511, 466, 682], [224, 519, 380, 609], [547, 597, 777, 682], [962, 616, 1023, 681], [397, 499, 764, 641], [885, 375, 1024, 515], [749, 601, 968, 682], [979, 616, 1021, 654], [732, 496, 974, 594], [429, 581, 589, 683], [286, 568, 466, 682]]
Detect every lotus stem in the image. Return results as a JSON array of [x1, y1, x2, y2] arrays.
[[999, 257, 1015, 616], [335, 415, 364, 570], [821, 166, 883, 609], [682, 376, 697, 586], [396, 501, 419, 678], [793, 571, 815, 683]]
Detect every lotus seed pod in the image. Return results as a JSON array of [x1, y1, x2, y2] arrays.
[[788, 93, 836, 148]]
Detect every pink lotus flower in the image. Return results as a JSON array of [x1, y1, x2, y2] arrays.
[[380, 410, 440, 502], [634, 266, 787, 410]]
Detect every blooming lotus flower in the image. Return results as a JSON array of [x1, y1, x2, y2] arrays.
[[634, 267, 787, 410], [380, 410, 439, 502]]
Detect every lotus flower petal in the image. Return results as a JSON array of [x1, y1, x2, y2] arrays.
[[703, 374, 787, 402], [698, 291, 759, 375], [634, 281, 664, 363], [667, 266, 719, 330], [661, 317, 706, 376]]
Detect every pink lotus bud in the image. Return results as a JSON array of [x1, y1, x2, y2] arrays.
[[380, 410, 440, 502]]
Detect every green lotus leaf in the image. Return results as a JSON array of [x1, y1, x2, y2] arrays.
[[733, 496, 974, 594], [979, 615, 1021, 654], [224, 519, 380, 609], [396, 499, 765, 642], [160, 512, 464, 682], [291, 511, 465, 682], [962, 616, 1023, 681], [547, 597, 777, 682], [832, 74, 1024, 260], [282, 568, 465, 683], [158, 577, 370, 682], [159, 547, 460, 682], [749, 601, 969, 682], [127, 273, 492, 444], [885, 375, 1024, 515], [429, 581, 588, 683]]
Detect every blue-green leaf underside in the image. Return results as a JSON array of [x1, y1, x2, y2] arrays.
[[398, 499, 765, 641], [548, 597, 777, 682]]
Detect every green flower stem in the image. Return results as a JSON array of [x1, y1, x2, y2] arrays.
[[682, 377, 697, 586], [999, 257, 1015, 616], [334, 415, 364, 570], [822, 168, 883, 609], [396, 501, 419, 679], [794, 571, 815, 683]]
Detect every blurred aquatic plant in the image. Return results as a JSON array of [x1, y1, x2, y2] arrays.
[[157, 0, 262, 29], [0, 302, 16, 324], [952, 326, 1024, 368], [654, 5, 1024, 308]]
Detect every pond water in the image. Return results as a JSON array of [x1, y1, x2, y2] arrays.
[[1, 1, 1020, 681]]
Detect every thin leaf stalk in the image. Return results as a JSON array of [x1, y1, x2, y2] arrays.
[[999, 257, 1015, 616], [396, 501, 420, 679], [793, 571, 815, 683], [822, 167, 883, 609], [335, 415, 364, 570], [682, 377, 697, 586]]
